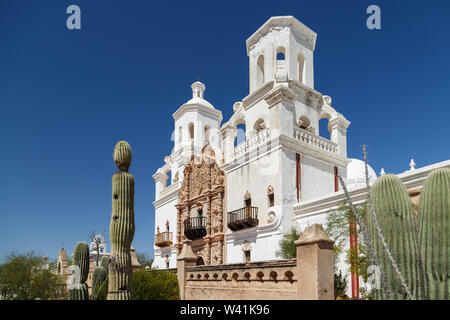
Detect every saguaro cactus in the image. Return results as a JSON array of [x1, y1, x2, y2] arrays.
[[418, 167, 450, 300], [92, 266, 108, 298], [369, 174, 423, 300], [107, 141, 135, 300], [100, 256, 109, 272], [68, 241, 90, 300]]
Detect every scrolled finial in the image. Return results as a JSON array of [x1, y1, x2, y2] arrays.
[[113, 140, 132, 171], [323, 95, 332, 106]]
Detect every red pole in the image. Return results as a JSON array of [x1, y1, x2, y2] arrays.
[[296, 154, 301, 202], [349, 220, 359, 298]]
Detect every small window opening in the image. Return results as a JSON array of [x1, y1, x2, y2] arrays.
[[189, 123, 194, 141], [268, 193, 274, 208], [244, 250, 251, 263], [245, 198, 251, 219]]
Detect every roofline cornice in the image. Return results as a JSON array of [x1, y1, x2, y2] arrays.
[[172, 103, 223, 122], [246, 16, 317, 55]]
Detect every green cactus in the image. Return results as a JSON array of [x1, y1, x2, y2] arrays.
[[68, 241, 90, 300], [107, 141, 135, 300], [100, 256, 109, 273], [368, 174, 423, 300], [418, 167, 450, 300], [92, 266, 108, 298]]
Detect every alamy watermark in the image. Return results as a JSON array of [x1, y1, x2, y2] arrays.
[[367, 5, 381, 30], [66, 5, 81, 30]]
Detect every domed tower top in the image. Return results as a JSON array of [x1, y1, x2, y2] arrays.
[[191, 81, 205, 99], [172, 81, 222, 152], [246, 16, 317, 93]]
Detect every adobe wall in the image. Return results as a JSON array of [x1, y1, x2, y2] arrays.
[[178, 223, 334, 300], [185, 260, 297, 300]]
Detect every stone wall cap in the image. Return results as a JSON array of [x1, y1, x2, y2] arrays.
[[177, 241, 198, 261], [295, 223, 333, 246]]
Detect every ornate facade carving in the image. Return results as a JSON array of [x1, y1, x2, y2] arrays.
[[175, 145, 225, 265]]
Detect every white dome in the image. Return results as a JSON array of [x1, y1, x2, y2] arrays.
[[346, 158, 377, 189], [182, 81, 216, 109], [184, 96, 215, 109]]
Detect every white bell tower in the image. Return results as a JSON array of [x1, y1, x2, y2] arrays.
[[246, 16, 317, 94], [172, 81, 222, 155]]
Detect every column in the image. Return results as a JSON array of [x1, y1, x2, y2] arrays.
[[329, 117, 350, 158], [177, 240, 198, 300], [295, 224, 334, 300]]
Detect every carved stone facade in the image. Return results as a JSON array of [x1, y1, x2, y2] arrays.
[[176, 145, 225, 265]]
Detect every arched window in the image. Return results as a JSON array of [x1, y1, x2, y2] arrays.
[[204, 125, 210, 145], [319, 118, 331, 140], [257, 55, 264, 87], [276, 47, 286, 61], [188, 123, 194, 141], [196, 257, 205, 266], [178, 126, 182, 145], [166, 170, 172, 186], [235, 120, 246, 147], [298, 54, 305, 83]]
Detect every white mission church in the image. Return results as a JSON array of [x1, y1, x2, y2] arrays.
[[151, 16, 450, 293]]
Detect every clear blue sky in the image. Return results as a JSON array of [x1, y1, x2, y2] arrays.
[[0, 0, 449, 262]]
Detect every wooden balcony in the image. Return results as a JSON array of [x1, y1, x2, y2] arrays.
[[155, 231, 173, 248], [184, 217, 207, 240], [227, 207, 258, 231]]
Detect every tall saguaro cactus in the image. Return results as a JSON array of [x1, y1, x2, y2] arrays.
[[69, 241, 90, 300], [418, 168, 450, 300], [107, 141, 135, 300], [369, 174, 423, 300]]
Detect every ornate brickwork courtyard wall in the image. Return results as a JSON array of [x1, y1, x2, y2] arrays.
[[177, 223, 334, 300]]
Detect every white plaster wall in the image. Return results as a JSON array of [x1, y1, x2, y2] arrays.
[[288, 33, 314, 88], [225, 150, 282, 227], [300, 155, 336, 201], [225, 149, 287, 263], [226, 232, 283, 263], [226, 205, 284, 263], [279, 149, 297, 233], [152, 196, 178, 269], [153, 246, 177, 269]]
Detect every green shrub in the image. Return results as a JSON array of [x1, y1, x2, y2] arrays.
[[275, 228, 302, 259], [131, 269, 179, 300]]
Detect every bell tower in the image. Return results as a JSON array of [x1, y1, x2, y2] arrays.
[[246, 16, 317, 94]]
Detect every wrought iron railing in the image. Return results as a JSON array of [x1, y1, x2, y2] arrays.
[[227, 207, 258, 231], [184, 217, 207, 240], [155, 231, 173, 248]]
